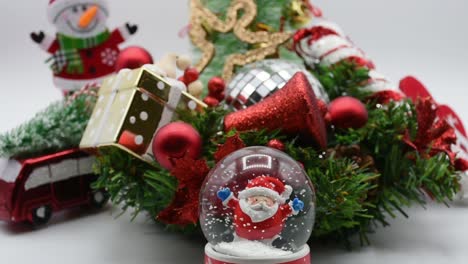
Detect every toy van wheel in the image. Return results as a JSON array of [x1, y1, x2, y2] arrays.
[[30, 205, 52, 226], [90, 190, 109, 209]]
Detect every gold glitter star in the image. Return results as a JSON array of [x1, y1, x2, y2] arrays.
[[189, 0, 292, 81]]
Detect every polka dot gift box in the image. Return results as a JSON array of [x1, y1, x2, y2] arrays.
[[79, 65, 207, 163]]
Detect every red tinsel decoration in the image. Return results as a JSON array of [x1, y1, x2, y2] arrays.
[[403, 98, 458, 162], [214, 134, 246, 163], [157, 157, 210, 226]]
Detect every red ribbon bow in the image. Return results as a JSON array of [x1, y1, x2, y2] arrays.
[[403, 98, 457, 160], [157, 134, 248, 226], [400, 76, 468, 171], [157, 157, 210, 226]]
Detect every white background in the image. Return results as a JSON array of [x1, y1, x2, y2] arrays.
[[0, 0, 468, 263]]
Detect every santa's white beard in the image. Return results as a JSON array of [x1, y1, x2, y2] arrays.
[[239, 199, 279, 223]]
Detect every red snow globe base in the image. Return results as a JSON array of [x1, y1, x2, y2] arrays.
[[205, 244, 311, 264], [200, 147, 315, 264]]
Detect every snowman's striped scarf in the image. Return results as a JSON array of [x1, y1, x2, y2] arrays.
[[47, 30, 111, 74]]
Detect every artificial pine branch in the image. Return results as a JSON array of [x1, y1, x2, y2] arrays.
[[94, 107, 381, 245], [286, 144, 378, 243], [312, 62, 371, 101], [94, 49, 460, 248], [334, 100, 458, 231], [94, 62, 461, 248], [92, 148, 177, 219], [0, 94, 95, 159]]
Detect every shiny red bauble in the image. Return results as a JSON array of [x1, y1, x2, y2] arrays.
[[208, 77, 226, 100], [328, 96, 368, 129], [115, 46, 154, 71], [152, 122, 203, 170], [203, 96, 220, 107], [267, 139, 285, 151], [184, 68, 200, 84]]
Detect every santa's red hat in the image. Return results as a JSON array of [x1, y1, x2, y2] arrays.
[[238, 176, 293, 204], [47, 0, 109, 24]]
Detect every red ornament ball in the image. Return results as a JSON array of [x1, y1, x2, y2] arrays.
[[115, 46, 153, 71], [208, 77, 226, 100], [267, 139, 285, 151], [203, 96, 220, 107], [184, 68, 200, 84], [328, 96, 368, 129], [152, 122, 203, 170]]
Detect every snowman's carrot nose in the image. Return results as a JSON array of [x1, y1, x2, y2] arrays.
[[78, 5, 99, 28]]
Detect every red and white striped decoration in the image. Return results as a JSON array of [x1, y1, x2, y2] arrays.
[[293, 19, 398, 94], [65, 81, 100, 105]]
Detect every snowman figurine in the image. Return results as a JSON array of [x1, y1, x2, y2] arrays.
[[31, 0, 138, 93]]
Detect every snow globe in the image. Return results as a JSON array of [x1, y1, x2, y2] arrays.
[[200, 146, 315, 264]]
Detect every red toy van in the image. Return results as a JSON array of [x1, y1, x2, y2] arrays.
[[0, 149, 108, 225]]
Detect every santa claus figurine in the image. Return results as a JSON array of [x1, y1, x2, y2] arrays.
[[30, 0, 138, 93], [217, 176, 305, 243]]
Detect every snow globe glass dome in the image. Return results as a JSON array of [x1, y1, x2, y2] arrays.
[[200, 146, 315, 264]]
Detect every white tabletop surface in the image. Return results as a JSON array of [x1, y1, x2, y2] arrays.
[[1, 1, 468, 263]]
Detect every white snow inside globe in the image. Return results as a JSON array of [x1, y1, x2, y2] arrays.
[[200, 147, 315, 264]]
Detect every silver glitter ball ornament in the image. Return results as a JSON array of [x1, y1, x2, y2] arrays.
[[226, 59, 328, 110]]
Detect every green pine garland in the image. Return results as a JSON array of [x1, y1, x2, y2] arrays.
[[92, 148, 177, 220], [93, 63, 459, 247], [313, 62, 372, 101], [0, 94, 96, 159]]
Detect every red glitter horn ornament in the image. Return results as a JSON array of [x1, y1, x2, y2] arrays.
[[224, 72, 327, 149]]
